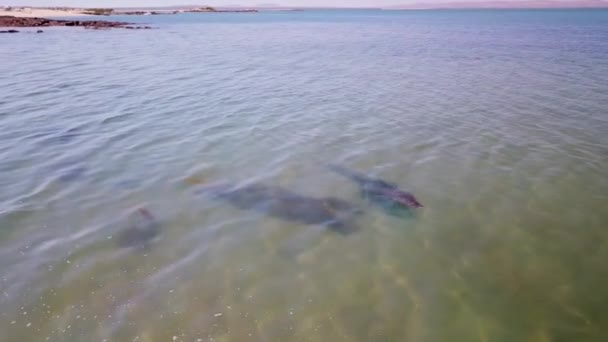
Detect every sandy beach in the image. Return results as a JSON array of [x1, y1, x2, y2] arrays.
[[0, 8, 89, 17]]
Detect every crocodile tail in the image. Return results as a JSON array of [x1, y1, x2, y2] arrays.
[[326, 164, 369, 185]]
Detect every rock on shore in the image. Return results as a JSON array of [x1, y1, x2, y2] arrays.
[[0, 15, 130, 28]]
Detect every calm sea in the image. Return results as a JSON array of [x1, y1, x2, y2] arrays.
[[1, 9, 608, 342]]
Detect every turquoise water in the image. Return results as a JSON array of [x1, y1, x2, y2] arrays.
[[1, 9, 608, 342]]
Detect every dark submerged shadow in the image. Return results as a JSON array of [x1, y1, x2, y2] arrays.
[[196, 183, 363, 235], [117, 208, 161, 249], [365, 192, 417, 219]]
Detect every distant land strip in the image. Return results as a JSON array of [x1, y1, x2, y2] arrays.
[[383, 0, 608, 9], [1, 1, 606, 20], [0, 6, 260, 19]]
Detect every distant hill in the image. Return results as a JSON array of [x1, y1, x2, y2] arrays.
[[112, 5, 198, 11], [385, 0, 608, 10], [95, 3, 290, 11]]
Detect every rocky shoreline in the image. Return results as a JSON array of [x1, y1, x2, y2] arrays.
[[0, 15, 132, 29]]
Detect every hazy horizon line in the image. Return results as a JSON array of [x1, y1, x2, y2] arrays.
[[3, 0, 608, 10]]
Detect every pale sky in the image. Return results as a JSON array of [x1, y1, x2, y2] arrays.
[[0, 0, 537, 8]]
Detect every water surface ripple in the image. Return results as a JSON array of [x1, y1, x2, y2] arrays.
[[1, 9, 608, 342]]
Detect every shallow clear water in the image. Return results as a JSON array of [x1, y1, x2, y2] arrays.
[[1, 9, 608, 342]]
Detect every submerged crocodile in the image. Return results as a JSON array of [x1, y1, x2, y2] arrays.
[[328, 165, 423, 212], [118, 208, 161, 248], [197, 183, 362, 235]]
